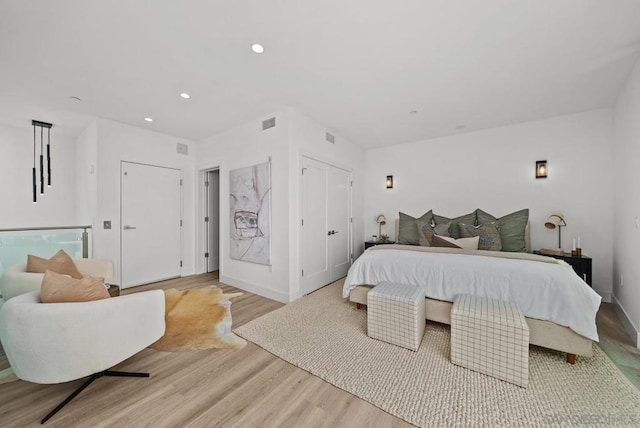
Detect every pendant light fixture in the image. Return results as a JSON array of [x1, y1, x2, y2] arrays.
[[31, 120, 53, 203]]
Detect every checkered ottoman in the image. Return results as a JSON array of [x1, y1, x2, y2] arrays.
[[451, 294, 529, 387], [367, 282, 425, 351]]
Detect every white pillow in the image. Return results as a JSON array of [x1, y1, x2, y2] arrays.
[[439, 235, 479, 250]]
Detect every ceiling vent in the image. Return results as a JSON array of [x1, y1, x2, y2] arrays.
[[325, 132, 335, 144], [262, 117, 276, 130]]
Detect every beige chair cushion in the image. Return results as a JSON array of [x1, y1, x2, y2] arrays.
[[26, 250, 82, 279], [40, 270, 110, 303]]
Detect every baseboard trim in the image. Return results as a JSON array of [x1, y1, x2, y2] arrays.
[[594, 289, 612, 303], [220, 274, 289, 303], [611, 293, 639, 348]]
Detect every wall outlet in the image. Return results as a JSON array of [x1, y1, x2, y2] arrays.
[[635, 215, 639, 229], [103, 220, 111, 230]]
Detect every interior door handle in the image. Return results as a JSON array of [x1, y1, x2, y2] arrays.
[[123, 225, 137, 230], [327, 230, 339, 235]]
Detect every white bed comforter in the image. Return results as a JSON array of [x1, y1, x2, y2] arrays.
[[343, 247, 602, 341]]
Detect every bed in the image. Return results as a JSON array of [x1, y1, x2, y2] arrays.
[[345, 216, 602, 363]]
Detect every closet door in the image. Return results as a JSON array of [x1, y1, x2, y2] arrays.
[[301, 157, 352, 295], [328, 167, 352, 280]]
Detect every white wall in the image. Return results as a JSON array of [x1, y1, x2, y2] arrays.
[[0, 123, 77, 227], [75, 121, 98, 227], [364, 109, 614, 300], [197, 111, 291, 302], [196, 108, 364, 302], [288, 109, 365, 299], [85, 119, 197, 285], [613, 56, 640, 346]]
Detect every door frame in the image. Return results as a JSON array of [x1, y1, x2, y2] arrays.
[[298, 154, 353, 297], [196, 164, 223, 275], [119, 160, 183, 288]]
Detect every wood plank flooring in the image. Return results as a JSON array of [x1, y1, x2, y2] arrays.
[[0, 273, 638, 427], [0, 273, 409, 428]]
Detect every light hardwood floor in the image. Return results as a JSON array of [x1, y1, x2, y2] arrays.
[[0, 273, 638, 427]]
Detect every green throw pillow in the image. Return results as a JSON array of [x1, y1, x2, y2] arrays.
[[397, 210, 433, 245], [476, 208, 528, 252], [496, 209, 529, 252], [475, 208, 496, 225], [432, 211, 476, 238]]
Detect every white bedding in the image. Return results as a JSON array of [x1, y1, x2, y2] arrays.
[[343, 247, 601, 341]]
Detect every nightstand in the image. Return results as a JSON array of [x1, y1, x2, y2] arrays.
[[533, 251, 592, 286], [365, 241, 395, 249]]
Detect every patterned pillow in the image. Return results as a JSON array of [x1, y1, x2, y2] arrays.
[[416, 220, 450, 246], [458, 222, 502, 251]]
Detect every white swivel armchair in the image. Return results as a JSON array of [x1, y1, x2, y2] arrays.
[[0, 258, 115, 301], [0, 289, 165, 423]]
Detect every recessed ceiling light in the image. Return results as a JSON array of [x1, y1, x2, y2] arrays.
[[69, 96, 82, 102], [180, 93, 191, 99], [251, 43, 265, 54], [144, 117, 153, 122]]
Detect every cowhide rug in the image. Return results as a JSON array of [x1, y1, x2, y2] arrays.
[[150, 286, 247, 352]]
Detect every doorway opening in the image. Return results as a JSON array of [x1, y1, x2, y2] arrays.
[[204, 169, 220, 273]]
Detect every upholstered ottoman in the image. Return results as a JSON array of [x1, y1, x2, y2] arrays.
[[451, 294, 529, 388], [367, 282, 425, 351]]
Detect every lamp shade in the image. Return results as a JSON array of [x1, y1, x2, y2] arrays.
[[545, 213, 565, 229], [376, 214, 386, 225]]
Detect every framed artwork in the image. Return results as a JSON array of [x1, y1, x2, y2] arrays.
[[229, 161, 271, 265]]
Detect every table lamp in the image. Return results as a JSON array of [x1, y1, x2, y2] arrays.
[[376, 214, 386, 240], [544, 213, 566, 249]]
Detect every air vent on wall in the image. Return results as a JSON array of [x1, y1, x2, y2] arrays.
[[325, 132, 335, 144], [262, 117, 276, 130]]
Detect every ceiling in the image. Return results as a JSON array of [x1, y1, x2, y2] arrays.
[[1, 1, 639, 148]]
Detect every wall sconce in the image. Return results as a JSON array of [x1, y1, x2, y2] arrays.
[[535, 160, 547, 179], [545, 212, 566, 248], [386, 175, 393, 189]]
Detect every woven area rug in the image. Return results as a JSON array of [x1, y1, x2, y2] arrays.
[[150, 286, 246, 351], [235, 280, 640, 427]]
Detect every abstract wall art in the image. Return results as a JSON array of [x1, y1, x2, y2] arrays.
[[229, 161, 271, 265]]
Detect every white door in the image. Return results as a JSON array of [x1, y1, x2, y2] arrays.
[[301, 158, 331, 292], [301, 157, 352, 294], [329, 168, 352, 279], [121, 162, 182, 288]]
